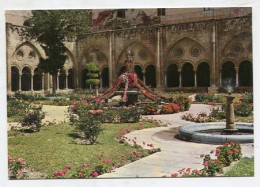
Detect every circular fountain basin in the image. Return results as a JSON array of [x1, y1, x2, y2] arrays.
[[179, 122, 253, 144]]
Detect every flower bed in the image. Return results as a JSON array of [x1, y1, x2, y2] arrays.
[[8, 156, 28, 179], [170, 142, 243, 177]]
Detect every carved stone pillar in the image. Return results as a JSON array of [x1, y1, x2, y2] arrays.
[[19, 74, 22, 91], [31, 73, 34, 91], [57, 71, 60, 90], [194, 68, 197, 87], [235, 67, 239, 87], [65, 73, 68, 89], [42, 73, 44, 91], [178, 69, 182, 88]]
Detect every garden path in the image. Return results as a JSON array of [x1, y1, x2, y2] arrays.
[[99, 104, 254, 178]]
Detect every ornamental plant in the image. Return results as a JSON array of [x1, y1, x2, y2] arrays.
[[142, 103, 159, 115], [19, 103, 45, 132], [70, 109, 103, 144], [174, 95, 191, 111], [8, 156, 28, 179], [234, 101, 253, 117]]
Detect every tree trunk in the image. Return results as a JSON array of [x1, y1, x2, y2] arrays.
[[52, 73, 57, 95]]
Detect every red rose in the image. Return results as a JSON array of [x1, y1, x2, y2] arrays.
[[171, 173, 178, 177]]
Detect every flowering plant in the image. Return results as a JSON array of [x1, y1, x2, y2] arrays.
[[20, 103, 45, 132], [8, 156, 28, 179]]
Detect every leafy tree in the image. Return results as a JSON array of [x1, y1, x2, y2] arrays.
[[22, 10, 92, 94]]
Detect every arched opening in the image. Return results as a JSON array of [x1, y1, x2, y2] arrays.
[[59, 69, 66, 90], [68, 69, 74, 89], [182, 63, 194, 87], [145, 65, 156, 88], [134, 65, 143, 80], [21, 67, 31, 91], [118, 66, 127, 76], [81, 69, 88, 89], [197, 62, 210, 87], [11, 66, 19, 91], [222, 61, 236, 86], [239, 60, 253, 86], [167, 64, 179, 87], [33, 68, 42, 91], [101, 67, 109, 88]]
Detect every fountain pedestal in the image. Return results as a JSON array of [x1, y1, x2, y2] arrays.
[[114, 90, 140, 106], [223, 95, 238, 134]]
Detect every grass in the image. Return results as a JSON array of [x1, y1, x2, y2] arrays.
[[8, 121, 160, 177], [225, 157, 254, 177], [7, 116, 21, 123]]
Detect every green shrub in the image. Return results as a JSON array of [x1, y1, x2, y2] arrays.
[[209, 108, 226, 119], [7, 99, 29, 118], [141, 103, 159, 115], [234, 102, 253, 117], [20, 104, 45, 132], [241, 92, 253, 104], [174, 95, 191, 111], [195, 93, 224, 103], [70, 109, 103, 144]]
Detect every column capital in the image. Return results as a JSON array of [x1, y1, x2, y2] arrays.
[[178, 68, 182, 73], [235, 67, 239, 72]]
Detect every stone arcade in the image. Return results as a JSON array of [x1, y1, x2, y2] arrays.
[[5, 8, 253, 94]]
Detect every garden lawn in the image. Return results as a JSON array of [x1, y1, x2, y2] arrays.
[[225, 157, 254, 177], [8, 121, 160, 177]]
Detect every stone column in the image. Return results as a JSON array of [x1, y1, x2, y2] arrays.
[[57, 71, 60, 90], [235, 67, 239, 87], [155, 28, 162, 88], [143, 71, 146, 85], [211, 21, 217, 87], [108, 31, 114, 88], [178, 69, 182, 88], [194, 68, 197, 87], [42, 73, 44, 91], [7, 65, 11, 92], [19, 74, 22, 91], [31, 73, 34, 91], [65, 73, 68, 89]]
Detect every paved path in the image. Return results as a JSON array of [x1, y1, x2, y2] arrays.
[[99, 104, 254, 178], [7, 105, 69, 130]]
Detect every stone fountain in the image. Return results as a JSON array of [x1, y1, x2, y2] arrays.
[[178, 88, 253, 144]]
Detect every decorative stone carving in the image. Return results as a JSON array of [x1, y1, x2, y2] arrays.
[[174, 47, 184, 58], [138, 49, 148, 60], [97, 51, 105, 63], [190, 46, 200, 57], [28, 51, 36, 61], [16, 50, 24, 61]]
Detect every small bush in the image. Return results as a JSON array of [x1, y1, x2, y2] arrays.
[[8, 156, 28, 179], [20, 104, 45, 132], [234, 102, 253, 117], [70, 109, 103, 144], [141, 103, 159, 115], [174, 95, 191, 111], [195, 93, 224, 104]]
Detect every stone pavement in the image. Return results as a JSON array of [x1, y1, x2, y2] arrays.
[[7, 105, 69, 131], [99, 104, 254, 178]]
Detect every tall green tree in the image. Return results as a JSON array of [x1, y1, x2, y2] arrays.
[[22, 10, 92, 94], [86, 62, 100, 96]]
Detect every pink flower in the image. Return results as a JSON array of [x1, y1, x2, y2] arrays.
[[171, 173, 178, 177], [114, 164, 119, 169], [195, 170, 202, 174], [233, 148, 239, 153], [228, 151, 233, 155], [79, 172, 86, 178], [107, 158, 112, 162], [139, 122, 144, 126], [91, 171, 99, 178], [203, 161, 210, 166], [65, 166, 71, 170], [210, 150, 214, 154], [200, 154, 204, 158]]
